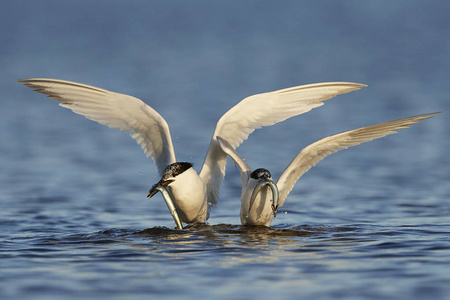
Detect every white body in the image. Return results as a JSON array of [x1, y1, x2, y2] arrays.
[[218, 112, 437, 227], [19, 78, 367, 226], [165, 168, 209, 223], [240, 178, 275, 226]]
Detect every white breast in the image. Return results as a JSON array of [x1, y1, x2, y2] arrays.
[[169, 168, 209, 223]]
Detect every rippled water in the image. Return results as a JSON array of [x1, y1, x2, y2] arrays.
[[1, 1, 450, 299], [3, 222, 450, 299]]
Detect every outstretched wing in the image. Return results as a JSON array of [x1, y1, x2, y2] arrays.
[[276, 112, 439, 206], [18, 78, 176, 176], [200, 82, 367, 205], [216, 136, 252, 189]]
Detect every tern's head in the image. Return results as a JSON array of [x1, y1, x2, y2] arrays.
[[147, 162, 193, 198], [250, 168, 272, 181]]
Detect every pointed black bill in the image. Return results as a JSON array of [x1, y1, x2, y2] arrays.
[[147, 179, 174, 198]]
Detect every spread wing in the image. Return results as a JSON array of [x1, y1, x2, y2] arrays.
[[276, 112, 439, 206], [200, 82, 367, 205], [216, 136, 252, 189], [18, 78, 176, 176]]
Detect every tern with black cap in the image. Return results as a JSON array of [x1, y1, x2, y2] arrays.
[[218, 112, 438, 227], [18, 78, 366, 228]]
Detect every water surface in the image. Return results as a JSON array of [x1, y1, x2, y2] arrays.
[[1, 1, 449, 299]]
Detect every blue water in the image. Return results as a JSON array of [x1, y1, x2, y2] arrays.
[[1, 1, 450, 299]]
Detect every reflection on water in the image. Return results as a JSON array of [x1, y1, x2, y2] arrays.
[[3, 216, 450, 299], [41, 224, 395, 260]]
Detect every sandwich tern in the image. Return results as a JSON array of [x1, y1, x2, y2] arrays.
[[217, 112, 438, 227], [18, 78, 366, 228]]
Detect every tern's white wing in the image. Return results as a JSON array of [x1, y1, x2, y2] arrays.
[[216, 136, 251, 188], [18, 78, 176, 176], [276, 112, 438, 206], [200, 82, 367, 205]]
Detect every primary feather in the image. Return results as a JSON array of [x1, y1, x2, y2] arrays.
[[276, 112, 439, 206], [200, 82, 367, 205], [17, 78, 176, 176]]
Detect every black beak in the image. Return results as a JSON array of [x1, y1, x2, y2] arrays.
[[147, 179, 174, 198]]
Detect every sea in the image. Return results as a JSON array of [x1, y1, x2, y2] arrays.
[[1, 1, 449, 299]]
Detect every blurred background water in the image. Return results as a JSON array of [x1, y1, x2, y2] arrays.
[[1, 1, 449, 299]]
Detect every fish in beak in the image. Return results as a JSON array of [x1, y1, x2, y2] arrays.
[[147, 179, 183, 230], [147, 179, 174, 198], [249, 179, 279, 217]]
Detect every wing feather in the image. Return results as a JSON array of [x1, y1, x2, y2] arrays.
[[216, 136, 252, 188], [276, 112, 439, 206], [200, 82, 366, 205], [18, 78, 176, 176]]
